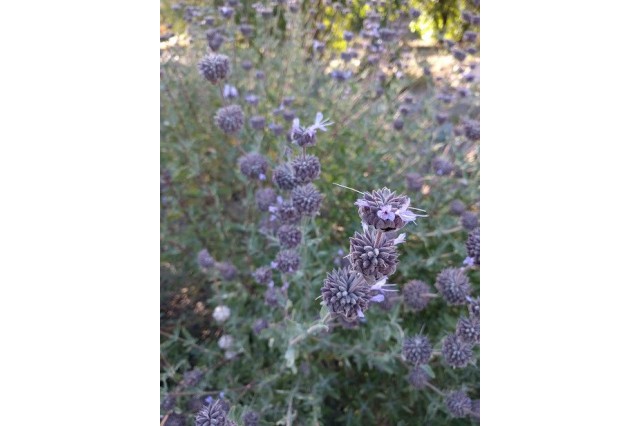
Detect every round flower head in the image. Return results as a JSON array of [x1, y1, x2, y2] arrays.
[[250, 115, 265, 130], [402, 334, 433, 365], [290, 112, 333, 147], [255, 70, 265, 80], [349, 228, 398, 280], [408, 367, 430, 390], [461, 211, 479, 231], [239, 24, 254, 37], [241, 60, 252, 71], [207, 33, 225, 51], [252, 318, 269, 334], [321, 268, 371, 322], [277, 224, 302, 249], [466, 227, 480, 266], [403, 280, 431, 311], [436, 268, 471, 305], [456, 316, 480, 345], [283, 109, 296, 122], [343, 30, 354, 41], [165, 413, 186, 426], [405, 172, 423, 191], [274, 199, 301, 224], [215, 104, 244, 134], [198, 249, 215, 269], [356, 187, 419, 231], [435, 112, 449, 125], [291, 154, 321, 184], [393, 118, 404, 131], [161, 394, 176, 413], [464, 119, 480, 141], [198, 54, 230, 84], [212, 305, 231, 323], [252, 266, 272, 285], [274, 249, 300, 273], [218, 334, 233, 349], [182, 368, 205, 387], [446, 390, 473, 418], [242, 411, 260, 426], [238, 152, 268, 181], [432, 157, 454, 176], [378, 28, 397, 41], [463, 31, 478, 42], [264, 286, 281, 307], [292, 184, 323, 216], [269, 123, 284, 136], [442, 334, 473, 368], [452, 48, 467, 61], [468, 296, 480, 319], [195, 399, 228, 426], [450, 199, 465, 216], [255, 188, 276, 212], [272, 164, 297, 191], [215, 261, 237, 281]]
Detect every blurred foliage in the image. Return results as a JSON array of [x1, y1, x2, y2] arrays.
[[161, 0, 479, 425]]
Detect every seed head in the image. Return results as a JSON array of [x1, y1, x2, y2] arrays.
[[402, 334, 433, 365], [252, 266, 272, 285], [195, 399, 228, 426], [238, 152, 268, 180], [408, 367, 430, 389], [277, 224, 302, 249], [215, 104, 244, 134], [466, 227, 480, 266], [274, 249, 300, 273], [291, 154, 321, 184], [356, 187, 418, 231], [436, 268, 471, 305], [292, 184, 323, 216], [445, 390, 473, 418], [442, 334, 473, 368], [456, 316, 480, 345], [198, 54, 230, 84], [402, 280, 431, 311], [255, 188, 276, 212], [272, 164, 297, 191], [321, 268, 371, 322], [349, 228, 398, 280]]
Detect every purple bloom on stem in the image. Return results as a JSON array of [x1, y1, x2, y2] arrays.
[[377, 205, 396, 221]]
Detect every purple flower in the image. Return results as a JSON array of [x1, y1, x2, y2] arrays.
[[377, 204, 396, 221]]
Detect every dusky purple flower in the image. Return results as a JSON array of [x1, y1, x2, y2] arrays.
[[255, 70, 265, 80], [291, 183, 323, 216], [255, 187, 276, 212], [393, 118, 404, 131], [268, 123, 283, 136], [312, 40, 325, 53], [435, 112, 449, 125], [468, 296, 480, 319], [215, 261, 237, 281], [436, 268, 471, 306], [206, 31, 225, 52], [241, 60, 252, 71], [244, 93, 259, 106], [282, 96, 295, 106], [242, 410, 260, 426], [471, 399, 480, 417], [349, 227, 399, 280], [442, 334, 473, 368], [446, 390, 473, 418], [277, 224, 302, 249], [212, 305, 231, 323], [321, 267, 371, 322], [264, 285, 282, 307], [198, 54, 231, 84], [408, 367, 429, 389], [450, 199, 465, 216], [356, 187, 420, 231], [462, 10, 473, 23], [239, 24, 254, 37], [464, 119, 480, 141], [331, 70, 352, 82], [195, 399, 228, 426], [343, 30, 354, 41], [252, 318, 269, 334], [250, 115, 265, 130], [403, 280, 431, 311], [379, 28, 396, 41], [238, 152, 268, 181], [272, 164, 297, 191], [467, 47, 478, 55], [252, 266, 272, 285], [223, 84, 238, 99], [461, 211, 479, 231], [432, 157, 454, 176], [405, 172, 423, 191], [402, 334, 433, 365], [466, 227, 480, 266], [291, 154, 321, 184], [290, 112, 333, 148], [452, 48, 467, 61], [272, 199, 301, 224], [463, 31, 478, 42], [182, 368, 205, 387], [283, 109, 296, 122], [161, 394, 176, 413], [198, 249, 215, 269], [274, 249, 300, 273], [219, 6, 234, 19], [215, 104, 244, 134], [165, 413, 186, 426], [410, 8, 421, 18], [456, 316, 480, 345]]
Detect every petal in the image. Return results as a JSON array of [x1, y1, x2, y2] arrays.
[[370, 294, 385, 303], [393, 233, 406, 245]]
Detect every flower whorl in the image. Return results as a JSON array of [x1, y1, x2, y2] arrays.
[[402, 334, 433, 365], [355, 187, 416, 231], [198, 54, 230, 84], [215, 104, 244, 134], [195, 399, 229, 426], [349, 228, 398, 280], [435, 268, 471, 306], [321, 268, 371, 321]]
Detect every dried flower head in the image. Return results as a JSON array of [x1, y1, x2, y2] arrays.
[[402, 334, 433, 365], [255, 188, 276, 212], [212, 305, 231, 323], [461, 211, 479, 231], [321, 268, 371, 321], [277, 224, 302, 249], [272, 164, 297, 191], [442, 334, 473, 368], [238, 152, 268, 181], [356, 187, 419, 231], [274, 249, 300, 273], [403, 280, 431, 311], [215, 104, 244, 134], [408, 367, 430, 390], [252, 266, 272, 285], [466, 227, 480, 266], [198, 54, 231, 84], [446, 390, 473, 418], [436, 268, 471, 305], [291, 155, 321, 184], [291, 183, 323, 216], [456, 316, 480, 345], [195, 399, 228, 426], [198, 249, 215, 269], [349, 228, 398, 280]]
